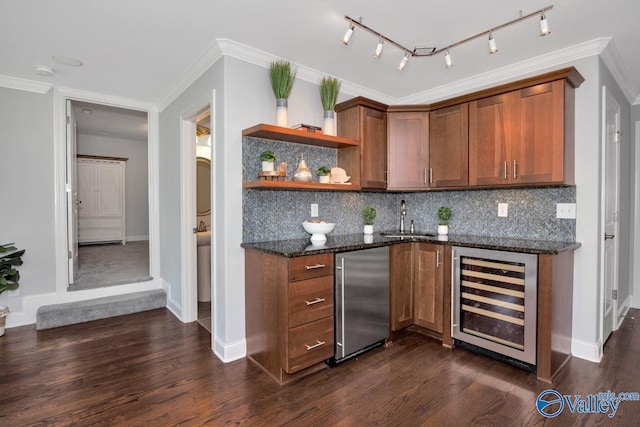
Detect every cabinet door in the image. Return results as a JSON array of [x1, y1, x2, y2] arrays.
[[77, 160, 98, 217], [469, 94, 513, 186], [97, 162, 124, 217], [387, 112, 429, 189], [429, 104, 469, 188], [511, 80, 566, 184], [361, 107, 388, 189], [414, 243, 444, 333], [389, 243, 414, 331]]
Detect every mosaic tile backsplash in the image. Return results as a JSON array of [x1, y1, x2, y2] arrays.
[[242, 137, 576, 243]]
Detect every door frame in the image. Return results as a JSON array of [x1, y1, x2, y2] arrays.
[[634, 121, 640, 309], [53, 88, 160, 295]]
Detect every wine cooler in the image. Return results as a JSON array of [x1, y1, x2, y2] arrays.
[[452, 246, 538, 368]]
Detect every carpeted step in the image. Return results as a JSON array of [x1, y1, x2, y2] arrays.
[[36, 289, 166, 330]]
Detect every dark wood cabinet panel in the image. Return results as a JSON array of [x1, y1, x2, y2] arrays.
[[389, 243, 414, 331], [413, 243, 444, 333], [429, 104, 469, 188], [387, 111, 430, 190]]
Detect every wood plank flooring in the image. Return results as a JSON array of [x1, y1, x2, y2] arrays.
[[1, 308, 638, 426]]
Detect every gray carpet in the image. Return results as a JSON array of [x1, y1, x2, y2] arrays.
[[70, 241, 152, 291], [36, 289, 167, 330]]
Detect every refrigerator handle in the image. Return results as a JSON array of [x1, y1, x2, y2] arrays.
[[451, 249, 458, 337], [336, 257, 345, 358]]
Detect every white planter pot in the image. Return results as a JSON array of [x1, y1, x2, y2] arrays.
[[0, 306, 8, 337], [363, 234, 374, 244], [318, 175, 330, 183], [364, 224, 374, 235], [261, 161, 275, 172], [276, 98, 288, 127], [323, 110, 336, 136], [438, 224, 449, 235]]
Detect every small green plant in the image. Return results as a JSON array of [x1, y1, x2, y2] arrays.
[[315, 166, 331, 176], [269, 60, 297, 99], [320, 77, 341, 111], [363, 207, 377, 226], [0, 243, 25, 294], [437, 206, 452, 225], [258, 150, 276, 162]]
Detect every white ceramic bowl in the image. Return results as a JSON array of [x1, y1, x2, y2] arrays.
[[302, 221, 335, 242]]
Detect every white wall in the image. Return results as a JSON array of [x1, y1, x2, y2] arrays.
[[77, 134, 149, 240], [631, 105, 640, 309]]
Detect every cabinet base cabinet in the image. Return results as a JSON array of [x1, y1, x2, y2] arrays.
[[389, 244, 414, 331]]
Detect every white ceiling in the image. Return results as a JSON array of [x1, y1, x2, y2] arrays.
[[2, 0, 639, 138]]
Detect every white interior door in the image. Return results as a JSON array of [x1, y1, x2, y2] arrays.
[[602, 86, 620, 343], [66, 100, 79, 284]]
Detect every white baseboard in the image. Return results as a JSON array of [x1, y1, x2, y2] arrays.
[[213, 335, 246, 363], [572, 337, 603, 363], [126, 235, 149, 242], [162, 279, 183, 321], [616, 297, 631, 329]]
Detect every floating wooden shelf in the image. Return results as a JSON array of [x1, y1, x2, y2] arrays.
[[243, 180, 360, 191], [242, 124, 359, 149]]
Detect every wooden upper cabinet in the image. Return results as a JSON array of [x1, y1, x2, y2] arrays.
[[429, 104, 469, 188], [336, 98, 388, 189], [387, 111, 430, 190]]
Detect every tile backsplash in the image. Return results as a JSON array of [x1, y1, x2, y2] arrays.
[[242, 136, 576, 243]]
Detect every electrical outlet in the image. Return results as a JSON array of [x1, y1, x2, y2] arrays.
[[556, 203, 576, 219], [310, 203, 319, 218], [498, 203, 508, 217]]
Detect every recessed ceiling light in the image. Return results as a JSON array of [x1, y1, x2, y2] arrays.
[[52, 55, 83, 67], [100, 131, 109, 135], [81, 108, 93, 115], [35, 65, 55, 77]]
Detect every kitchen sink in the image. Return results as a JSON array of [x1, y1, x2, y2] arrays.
[[379, 231, 437, 239]]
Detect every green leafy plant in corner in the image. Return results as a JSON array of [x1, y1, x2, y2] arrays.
[[363, 207, 377, 226], [269, 60, 297, 99], [0, 243, 25, 294], [258, 150, 276, 162], [315, 166, 331, 176], [437, 206, 452, 226], [320, 77, 341, 111]]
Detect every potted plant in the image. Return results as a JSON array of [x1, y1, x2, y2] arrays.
[[319, 77, 341, 136], [269, 60, 297, 127], [259, 150, 276, 172], [437, 206, 452, 235], [363, 206, 376, 235], [0, 243, 25, 336], [316, 166, 331, 183]]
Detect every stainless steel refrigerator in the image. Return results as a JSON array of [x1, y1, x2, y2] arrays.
[[331, 246, 389, 364]]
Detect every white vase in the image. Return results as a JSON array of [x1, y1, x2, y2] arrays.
[[323, 110, 336, 136], [318, 175, 330, 183], [276, 98, 288, 127], [261, 161, 275, 172], [364, 234, 374, 244], [438, 224, 449, 235], [364, 224, 374, 235]]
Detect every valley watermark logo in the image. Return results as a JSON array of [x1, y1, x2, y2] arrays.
[[536, 389, 640, 418]]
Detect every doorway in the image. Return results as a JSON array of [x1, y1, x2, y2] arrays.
[[195, 113, 212, 332], [67, 100, 151, 291]]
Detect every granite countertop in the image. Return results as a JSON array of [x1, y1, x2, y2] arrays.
[[241, 232, 581, 258]]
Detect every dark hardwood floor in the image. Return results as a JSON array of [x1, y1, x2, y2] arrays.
[[1, 308, 638, 426]]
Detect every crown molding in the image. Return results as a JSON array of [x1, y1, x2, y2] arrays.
[[398, 38, 611, 105], [599, 39, 640, 105], [156, 41, 224, 111], [0, 74, 52, 94]]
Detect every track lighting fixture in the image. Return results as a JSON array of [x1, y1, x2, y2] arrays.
[[341, 5, 553, 69], [444, 49, 453, 68], [539, 13, 550, 36], [374, 39, 384, 58], [488, 32, 498, 54], [397, 53, 410, 70]]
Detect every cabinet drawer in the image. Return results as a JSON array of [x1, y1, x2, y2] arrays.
[[287, 316, 334, 374], [289, 253, 334, 281], [289, 276, 334, 328]]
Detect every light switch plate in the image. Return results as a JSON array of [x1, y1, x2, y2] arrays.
[[498, 203, 508, 217], [311, 203, 319, 218], [556, 203, 576, 219]]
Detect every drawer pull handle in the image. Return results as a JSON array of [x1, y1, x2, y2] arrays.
[[305, 264, 326, 270], [305, 340, 326, 351], [305, 297, 325, 306]]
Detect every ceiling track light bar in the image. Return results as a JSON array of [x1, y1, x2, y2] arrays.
[[344, 5, 553, 58]]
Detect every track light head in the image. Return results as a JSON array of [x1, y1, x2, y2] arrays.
[[342, 25, 355, 45], [444, 49, 453, 68], [397, 53, 410, 70], [374, 39, 384, 58], [539, 13, 550, 36], [488, 32, 498, 54]]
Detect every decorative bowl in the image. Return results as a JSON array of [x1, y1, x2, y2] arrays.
[[302, 221, 335, 242]]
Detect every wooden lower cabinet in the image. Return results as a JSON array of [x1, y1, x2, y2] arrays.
[[390, 244, 414, 331], [245, 249, 334, 384], [413, 243, 444, 333]]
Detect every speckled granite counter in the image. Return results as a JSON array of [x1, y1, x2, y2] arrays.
[[241, 232, 581, 258]]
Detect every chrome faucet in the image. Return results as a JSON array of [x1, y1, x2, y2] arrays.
[[399, 199, 407, 233]]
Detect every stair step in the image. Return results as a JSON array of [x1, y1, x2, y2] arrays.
[[36, 289, 166, 330]]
